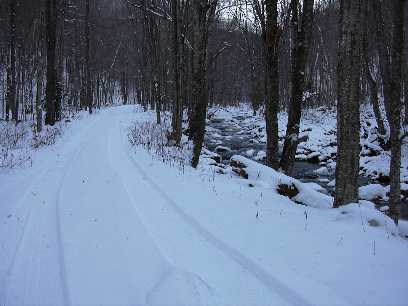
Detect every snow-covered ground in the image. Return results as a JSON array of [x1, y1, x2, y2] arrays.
[[1, 105, 407, 306]]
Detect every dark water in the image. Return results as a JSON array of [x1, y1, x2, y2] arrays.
[[205, 116, 408, 220]]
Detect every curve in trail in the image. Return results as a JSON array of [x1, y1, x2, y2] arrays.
[[118, 120, 314, 306]]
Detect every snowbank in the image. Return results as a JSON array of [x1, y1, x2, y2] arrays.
[[358, 184, 388, 201], [230, 155, 333, 209]]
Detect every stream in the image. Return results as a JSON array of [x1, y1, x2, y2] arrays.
[[205, 115, 408, 221]]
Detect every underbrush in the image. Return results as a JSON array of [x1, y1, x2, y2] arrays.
[[128, 120, 192, 172], [0, 122, 31, 168], [0, 114, 76, 169]]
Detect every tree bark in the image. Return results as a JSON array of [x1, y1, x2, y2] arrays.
[[388, 0, 405, 222], [6, 0, 17, 122], [280, 0, 314, 175], [190, 0, 217, 168], [361, 1, 387, 140], [170, 0, 183, 144], [334, 0, 363, 207], [404, 61, 408, 125], [36, 68, 43, 133], [372, 0, 405, 222], [85, 0, 92, 114], [264, 0, 280, 169], [55, 0, 65, 121], [45, 0, 57, 126]]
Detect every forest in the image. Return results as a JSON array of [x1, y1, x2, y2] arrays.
[[0, 0, 408, 305]]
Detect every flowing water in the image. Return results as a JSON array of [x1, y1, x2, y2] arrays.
[[205, 115, 408, 220]]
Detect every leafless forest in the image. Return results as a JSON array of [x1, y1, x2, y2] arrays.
[[0, 0, 407, 213]]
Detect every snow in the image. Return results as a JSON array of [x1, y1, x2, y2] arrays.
[[328, 179, 336, 187], [1, 105, 407, 306], [398, 220, 408, 237], [230, 155, 333, 209], [359, 184, 388, 201], [254, 150, 266, 161], [314, 166, 329, 176], [245, 148, 255, 157]]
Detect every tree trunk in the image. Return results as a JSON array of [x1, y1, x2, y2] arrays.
[[45, 0, 57, 126], [6, 0, 17, 122], [334, 0, 363, 208], [280, 0, 314, 175], [404, 61, 408, 124], [55, 0, 65, 121], [388, 0, 405, 223], [372, 0, 405, 222], [170, 0, 183, 144], [85, 0, 92, 114], [372, 0, 392, 121], [190, 0, 217, 168], [264, 0, 280, 169], [36, 68, 43, 133], [362, 0, 387, 141]]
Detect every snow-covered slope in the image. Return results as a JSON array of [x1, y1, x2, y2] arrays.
[[0, 106, 407, 306]]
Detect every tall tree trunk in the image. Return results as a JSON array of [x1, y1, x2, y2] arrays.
[[362, 1, 387, 141], [404, 61, 408, 125], [372, 0, 392, 121], [264, 0, 280, 169], [280, 0, 314, 175], [36, 67, 43, 133], [388, 0, 405, 222], [170, 0, 183, 144], [45, 0, 57, 126], [85, 0, 92, 114], [55, 0, 65, 121], [372, 0, 405, 222], [6, 0, 17, 122], [334, 0, 363, 207], [190, 0, 217, 168], [121, 70, 129, 105]]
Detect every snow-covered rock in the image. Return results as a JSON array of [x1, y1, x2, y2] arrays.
[[254, 150, 266, 161], [245, 149, 255, 157], [230, 155, 333, 209], [359, 184, 387, 201], [336, 201, 397, 234], [314, 166, 329, 176]]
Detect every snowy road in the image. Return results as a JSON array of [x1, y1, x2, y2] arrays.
[[1, 106, 407, 306], [0, 107, 300, 306]]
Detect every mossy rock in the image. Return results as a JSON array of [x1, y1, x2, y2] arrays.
[[277, 183, 299, 199]]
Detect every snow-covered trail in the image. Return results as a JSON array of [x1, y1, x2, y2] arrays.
[[1, 106, 405, 306], [0, 107, 303, 306]]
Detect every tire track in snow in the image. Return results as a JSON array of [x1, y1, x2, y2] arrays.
[[1, 115, 105, 306], [118, 119, 314, 306], [53, 114, 118, 306], [107, 118, 218, 306]]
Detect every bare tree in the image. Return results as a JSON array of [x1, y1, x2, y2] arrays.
[[190, 0, 218, 168], [372, 0, 406, 222], [85, 0, 93, 114], [264, 0, 280, 169], [361, 1, 387, 143], [280, 0, 315, 175], [334, 0, 363, 207], [6, 0, 17, 122], [170, 0, 183, 144], [45, 0, 57, 126]]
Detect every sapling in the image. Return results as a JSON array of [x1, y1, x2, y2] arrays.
[[373, 240, 376, 256], [304, 209, 308, 231]]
